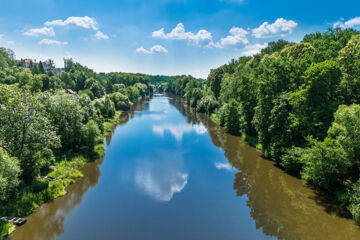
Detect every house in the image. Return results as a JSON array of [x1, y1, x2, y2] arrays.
[[19, 59, 34, 69]]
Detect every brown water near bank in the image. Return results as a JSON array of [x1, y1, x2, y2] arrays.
[[170, 96, 360, 240], [10, 95, 360, 240]]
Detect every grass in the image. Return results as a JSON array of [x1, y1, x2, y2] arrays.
[[0, 221, 15, 239], [0, 110, 123, 240]]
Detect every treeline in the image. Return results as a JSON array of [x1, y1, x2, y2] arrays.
[[0, 48, 152, 237], [166, 28, 360, 222]]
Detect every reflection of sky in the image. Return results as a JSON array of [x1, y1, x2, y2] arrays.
[[215, 162, 235, 172], [152, 123, 207, 141], [134, 151, 188, 202]]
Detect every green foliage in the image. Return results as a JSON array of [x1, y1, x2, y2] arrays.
[[165, 29, 360, 223], [81, 120, 100, 150], [109, 92, 131, 111], [328, 104, 360, 173], [0, 85, 60, 182], [224, 99, 241, 135], [300, 137, 350, 191], [280, 147, 304, 174], [0, 220, 15, 239], [337, 34, 360, 104], [208, 67, 225, 98], [0, 148, 20, 201], [197, 95, 218, 114]]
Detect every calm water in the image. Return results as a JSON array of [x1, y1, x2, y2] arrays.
[[10, 95, 360, 240]]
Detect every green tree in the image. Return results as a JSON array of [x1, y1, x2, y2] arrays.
[[337, 34, 360, 104], [300, 137, 349, 191], [0, 85, 60, 181], [208, 67, 225, 98], [0, 148, 20, 201], [81, 120, 100, 150]]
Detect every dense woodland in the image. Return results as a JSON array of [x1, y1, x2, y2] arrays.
[[166, 28, 360, 223], [0, 49, 152, 237]]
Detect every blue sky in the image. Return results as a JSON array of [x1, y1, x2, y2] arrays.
[[0, 0, 359, 78]]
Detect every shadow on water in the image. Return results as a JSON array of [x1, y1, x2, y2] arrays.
[[169, 94, 360, 240]]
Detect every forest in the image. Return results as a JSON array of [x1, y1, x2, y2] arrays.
[[166, 28, 360, 223], [0, 49, 152, 238]]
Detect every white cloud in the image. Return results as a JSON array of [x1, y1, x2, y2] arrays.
[[252, 18, 298, 38], [0, 34, 3, 40], [242, 43, 268, 56], [136, 45, 168, 54], [45, 16, 98, 30], [39, 39, 68, 46], [6, 41, 15, 45], [152, 23, 212, 46], [210, 27, 249, 48], [334, 17, 360, 28], [23, 27, 55, 37], [94, 31, 109, 40]]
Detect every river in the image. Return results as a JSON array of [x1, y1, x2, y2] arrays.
[[10, 94, 360, 240]]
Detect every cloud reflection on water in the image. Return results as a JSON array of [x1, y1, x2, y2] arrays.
[[152, 123, 207, 141], [134, 152, 188, 202]]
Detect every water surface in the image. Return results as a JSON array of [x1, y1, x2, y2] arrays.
[[10, 95, 360, 240]]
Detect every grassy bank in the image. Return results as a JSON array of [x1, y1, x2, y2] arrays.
[[0, 110, 123, 239]]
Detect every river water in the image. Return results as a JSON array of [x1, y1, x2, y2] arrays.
[[10, 95, 360, 240]]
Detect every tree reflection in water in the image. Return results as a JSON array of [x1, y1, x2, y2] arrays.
[[170, 94, 360, 240]]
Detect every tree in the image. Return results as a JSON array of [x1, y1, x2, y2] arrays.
[[337, 34, 360, 104], [0, 85, 60, 181], [328, 104, 360, 176], [18, 69, 33, 88], [289, 60, 341, 141], [300, 137, 349, 192], [208, 67, 225, 98], [0, 148, 20, 201], [224, 99, 241, 135], [31, 74, 43, 92], [81, 120, 100, 150], [38, 61, 45, 74], [39, 93, 83, 151]]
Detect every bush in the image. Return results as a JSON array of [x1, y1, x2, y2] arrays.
[[280, 147, 304, 174], [197, 95, 219, 114], [79, 89, 95, 100], [109, 92, 131, 111], [31, 179, 49, 193], [300, 137, 350, 191], [349, 180, 360, 223]]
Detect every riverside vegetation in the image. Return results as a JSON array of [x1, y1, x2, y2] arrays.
[[0, 49, 152, 239], [166, 28, 360, 223]]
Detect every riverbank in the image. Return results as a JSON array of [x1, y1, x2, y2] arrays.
[[0, 110, 124, 239]]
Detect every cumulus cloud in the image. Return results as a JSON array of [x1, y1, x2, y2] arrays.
[[209, 27, 249, 48], [6, 41, 15, 45], [152, 23, 212, 46], [23, 27, 55, 37], [94, 31, 109, 40], [242, 43, 268, 56], [252, 18, 298, 38], [334, 17, 360, 28], [0, 34, 3, 40], [136, 45, 168, 54], [45, 16, 98, 30], [39, 39, 68, 46]]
